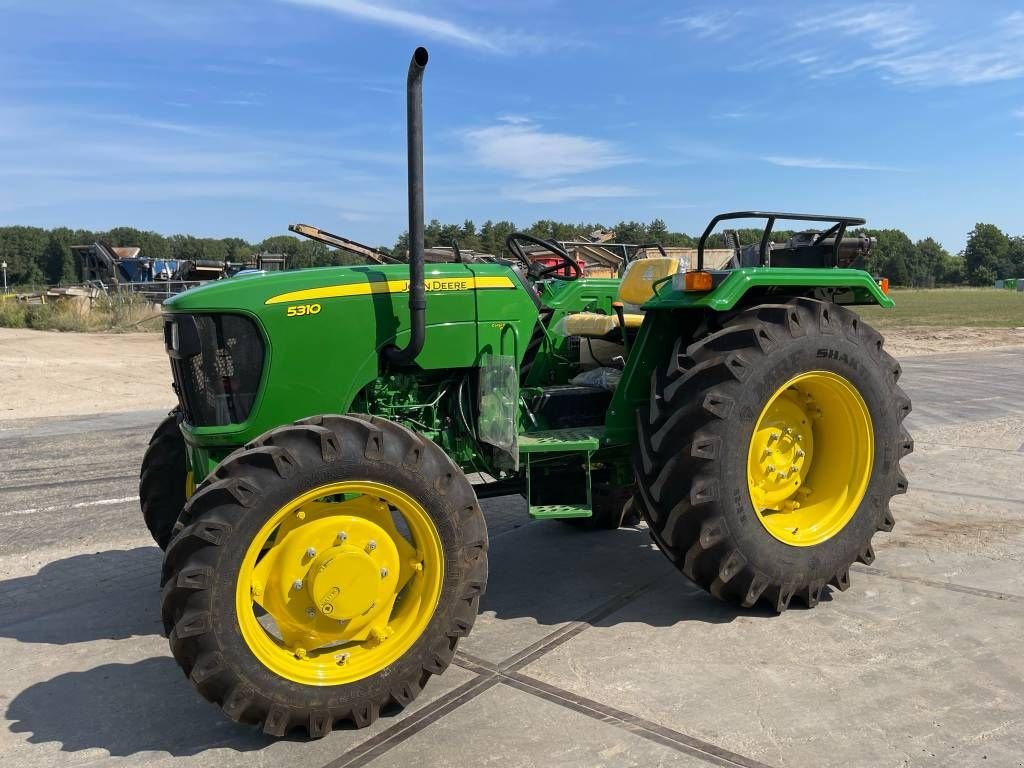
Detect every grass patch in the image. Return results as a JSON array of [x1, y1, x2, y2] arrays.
[[0, 292, 161, 332], [856, 288, 1024, 328]]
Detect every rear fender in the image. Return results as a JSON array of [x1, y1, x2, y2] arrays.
[[604, 268, 892, 443], [642, 267, 892, 312]]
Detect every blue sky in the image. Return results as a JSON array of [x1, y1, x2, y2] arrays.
[[1, 1, 1022, 251]]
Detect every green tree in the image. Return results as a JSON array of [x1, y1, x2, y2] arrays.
[[963, 223, 1009, 285], [42, 234, 77, 284], [1007, 236, 1024, 277], [866, 229, 915, 286], [912, 237, 950, 287], [612, 220, 646, 244], [936, 253, 966, 285], [459, 220, 479, 250], [646, 218, 669, 244]]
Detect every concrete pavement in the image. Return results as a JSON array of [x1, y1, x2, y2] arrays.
[[1, 347, 1022, 767]]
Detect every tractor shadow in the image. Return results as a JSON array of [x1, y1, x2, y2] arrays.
[[6, 656, 274, 757], [477, 498, 833, 630], [0, 546, 162, 644]]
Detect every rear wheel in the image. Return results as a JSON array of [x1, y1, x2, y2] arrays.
[[139, 409, 191, 549], [634, 299, 912, 611], [160, 414, 487, 738]]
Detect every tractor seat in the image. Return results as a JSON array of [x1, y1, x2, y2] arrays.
[[563, 256, 680, 338]]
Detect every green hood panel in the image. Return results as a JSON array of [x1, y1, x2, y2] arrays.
[[164, 262, 540, 447]]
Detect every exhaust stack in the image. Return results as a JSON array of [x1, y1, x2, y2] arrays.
[[384, 46, 429, 366]]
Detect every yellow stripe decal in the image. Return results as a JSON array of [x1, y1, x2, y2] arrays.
[[265, 275, 516, 305]]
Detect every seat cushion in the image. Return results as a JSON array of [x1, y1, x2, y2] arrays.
[[564, 312, 643, 337], [618, 256, 681, 306]]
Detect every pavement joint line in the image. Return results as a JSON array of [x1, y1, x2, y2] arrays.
[[2, 495, 139, 517], [499, 581, 653, 673], [0, 474, 136, 495], [453, 648, 776, 767], [907, 486, 1024, 506], [503, 672, 777, 768], [853, 565, 1024, 602], [912, 439, 1024, 455], [317, 674, 501, 768], [317, 583, 654, 768]]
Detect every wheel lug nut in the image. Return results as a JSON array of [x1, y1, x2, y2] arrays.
[[337, 531, 348, 542], [790, 465, 798, 473], [766, 464, 775, 473], [768, 433, 780, 443], [292, 579, 303, 590], [380, 567, 389, 578], [305, 547, 317, 558], [366, 540, 377, 552], [306, 607, 316, 618], [796, 450, 805, 458]]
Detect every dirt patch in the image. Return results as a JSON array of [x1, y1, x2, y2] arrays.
[[0, 328, 175, 421], [1, 325, 1022, 422], [881, 327, 1024, 357]]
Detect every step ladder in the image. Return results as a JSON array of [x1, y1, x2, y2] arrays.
[[518, 427, 603, 519]]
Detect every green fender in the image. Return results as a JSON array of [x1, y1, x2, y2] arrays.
[[603, 267, 892, 443]]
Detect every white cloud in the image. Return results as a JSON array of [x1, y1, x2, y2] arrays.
[[735, 6, 1024, 87], [763, 155, 903, 171], [497, 114, 533, 125], [278, 0, 497, 52], [462, 121, 632, 179], [503, 184, 641, 204], [666, 12, 742, 39], [794, 5, 928, 50]]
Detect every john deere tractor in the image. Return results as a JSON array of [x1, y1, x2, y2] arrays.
[[142, 48, 911, 738]]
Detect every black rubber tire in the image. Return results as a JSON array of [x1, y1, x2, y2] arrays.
[[139, 409, 188, 550], [633, 298, 912, 612], [160, 414, 488, 738]]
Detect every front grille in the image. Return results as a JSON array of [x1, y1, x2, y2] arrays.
[[164, 313, 265, 427]]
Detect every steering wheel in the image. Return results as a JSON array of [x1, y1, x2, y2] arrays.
[[505, 232, 582, 281]]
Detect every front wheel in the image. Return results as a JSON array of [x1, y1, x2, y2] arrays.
[[160, 414, 488, 738], [634, 299, 913, 611], [139, 409, 190, 549]]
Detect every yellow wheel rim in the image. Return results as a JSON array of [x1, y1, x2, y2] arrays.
[[235, 481, 444, 686], [747, 371, 873, 547]]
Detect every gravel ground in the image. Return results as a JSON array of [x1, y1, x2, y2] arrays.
[[1, 325, 1020, 421]]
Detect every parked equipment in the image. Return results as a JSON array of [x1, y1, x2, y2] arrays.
[[289, 223, 398, 265], [145, 47, 912, 738]]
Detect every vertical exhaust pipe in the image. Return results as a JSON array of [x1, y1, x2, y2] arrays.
[[385, 46, 429, 365]]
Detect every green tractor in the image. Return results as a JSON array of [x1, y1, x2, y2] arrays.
[[142, 48, 911, 738]]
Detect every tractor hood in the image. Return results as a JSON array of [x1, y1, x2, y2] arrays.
[[164, 263, 420, 313], [160, 260, 536, 449]]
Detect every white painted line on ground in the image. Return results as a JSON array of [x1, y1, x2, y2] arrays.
[[2, 495, 138, 517]]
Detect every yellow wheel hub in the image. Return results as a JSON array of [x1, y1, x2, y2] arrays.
[[235, 481, 443, 686], [747, 371, 873, 547]]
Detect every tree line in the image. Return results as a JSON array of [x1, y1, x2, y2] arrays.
[[1, 218, 1021, 289]]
